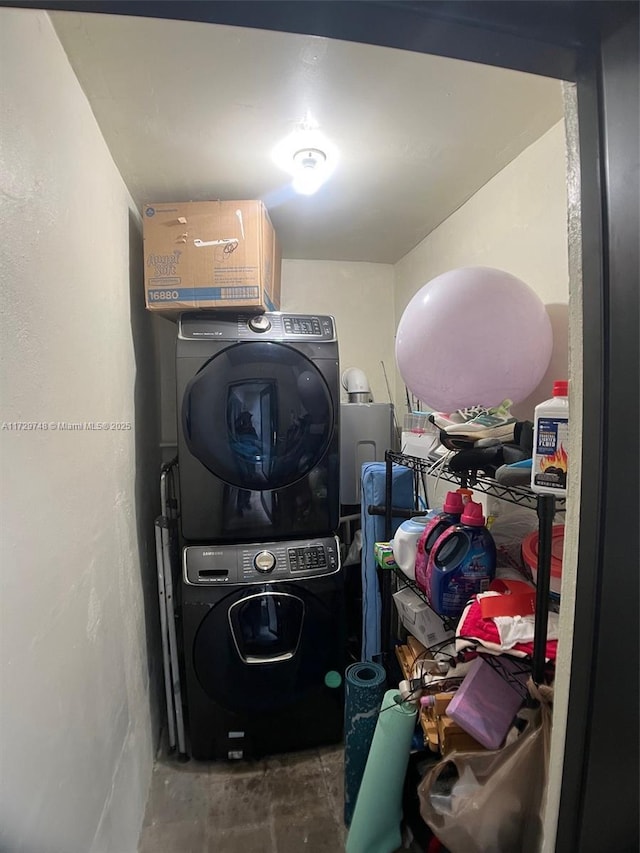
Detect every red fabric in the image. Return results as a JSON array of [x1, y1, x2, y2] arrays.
[[458, 594, 558, 662]]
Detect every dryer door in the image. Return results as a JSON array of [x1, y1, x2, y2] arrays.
[[183, 341, 334, 491], [192, 584, 341, 714]]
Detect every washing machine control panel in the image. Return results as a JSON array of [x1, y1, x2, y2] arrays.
[[184, 536, 340, 585], [287, 545, 328, 572], [178, 312, 336, 342]]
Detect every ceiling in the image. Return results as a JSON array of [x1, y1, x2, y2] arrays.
[[50, 11, 563, 264]]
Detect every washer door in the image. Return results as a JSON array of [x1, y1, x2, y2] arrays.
[[228, 592, 304, 664], [183, 341, 334, 491], [193, 585, 337, 713]]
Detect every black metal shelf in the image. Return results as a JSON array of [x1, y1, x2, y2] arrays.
[[483, 655, 532, 701], [384, 449, 566, 513], [382, 449, 561, 685], [392, 564, 535, 698]]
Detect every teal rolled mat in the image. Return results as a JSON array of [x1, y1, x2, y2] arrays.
[[346, 690, 418, 853], [344, 662, 387, 826]]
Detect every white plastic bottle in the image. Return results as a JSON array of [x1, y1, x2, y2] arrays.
[[531, 380, 569, 495]]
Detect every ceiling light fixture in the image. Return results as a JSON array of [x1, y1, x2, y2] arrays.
[[291, 148, 327, 196], [271, 117, 338, 196]]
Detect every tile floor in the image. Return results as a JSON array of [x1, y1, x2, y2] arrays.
[[138, 743, 348, 853]]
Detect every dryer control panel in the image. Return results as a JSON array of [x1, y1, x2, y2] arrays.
[[183, 536, 340, 585], [178, 312, 336, 342]]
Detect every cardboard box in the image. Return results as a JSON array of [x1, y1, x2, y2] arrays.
[[420, 696, 486, 755], [143, 200, 281, 314], [437, 715, 485, 754], [420, 701, 485, 754]]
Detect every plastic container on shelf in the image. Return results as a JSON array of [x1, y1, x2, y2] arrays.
[[390, 516, 431, 579], [531, 380, 569, 495], [403, 412, 434, 433], [522, 525, 565, 599], [414, 492, 465, 594], [427, 501, 497, 618], [401, 411, 440, 460]]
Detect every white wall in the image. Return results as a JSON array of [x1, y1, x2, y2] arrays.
[[393, 120, 569, 419], [541, 82, 582, 853], [281, 260, 396, 405], [0, 10, 161, 853]]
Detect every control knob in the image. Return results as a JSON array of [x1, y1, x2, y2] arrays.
[[248, 315, 271, 333], [254, 550, 276, 573]]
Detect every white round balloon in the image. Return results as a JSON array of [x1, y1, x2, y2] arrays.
[[395, 267, 553, 411]]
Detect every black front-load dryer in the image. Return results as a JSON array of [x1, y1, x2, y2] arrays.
[[177, 312, 340, 542], [182, 536, 345, 760]]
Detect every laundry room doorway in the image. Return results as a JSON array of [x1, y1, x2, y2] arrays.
[[1, 3, 636, 853]]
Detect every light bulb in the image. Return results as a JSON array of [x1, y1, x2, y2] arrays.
[[292, 169, 325, 196], [291, 148, 327, 195], [271, 121, 339, 194]]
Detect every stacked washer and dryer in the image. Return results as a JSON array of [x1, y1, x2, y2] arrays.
[[176, 312, 345, 760]]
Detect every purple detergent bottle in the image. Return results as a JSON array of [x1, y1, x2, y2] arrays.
[[414, 491, 464, 594], [427, 500, 497, 618]]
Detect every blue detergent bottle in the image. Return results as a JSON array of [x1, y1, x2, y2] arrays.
[[427, 500, 497, 618], [414, 491, 465, 594]]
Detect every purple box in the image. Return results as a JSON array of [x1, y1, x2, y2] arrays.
[[446, 656, 524, 750]]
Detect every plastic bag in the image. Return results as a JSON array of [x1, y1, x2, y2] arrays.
[[418, 681, 552, 853], [486, 497, 538, 569], [343, 529, 362, 566]]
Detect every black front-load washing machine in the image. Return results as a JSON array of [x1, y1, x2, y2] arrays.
[[176, 312, 340, 543], [182, 536, 345, 760]]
